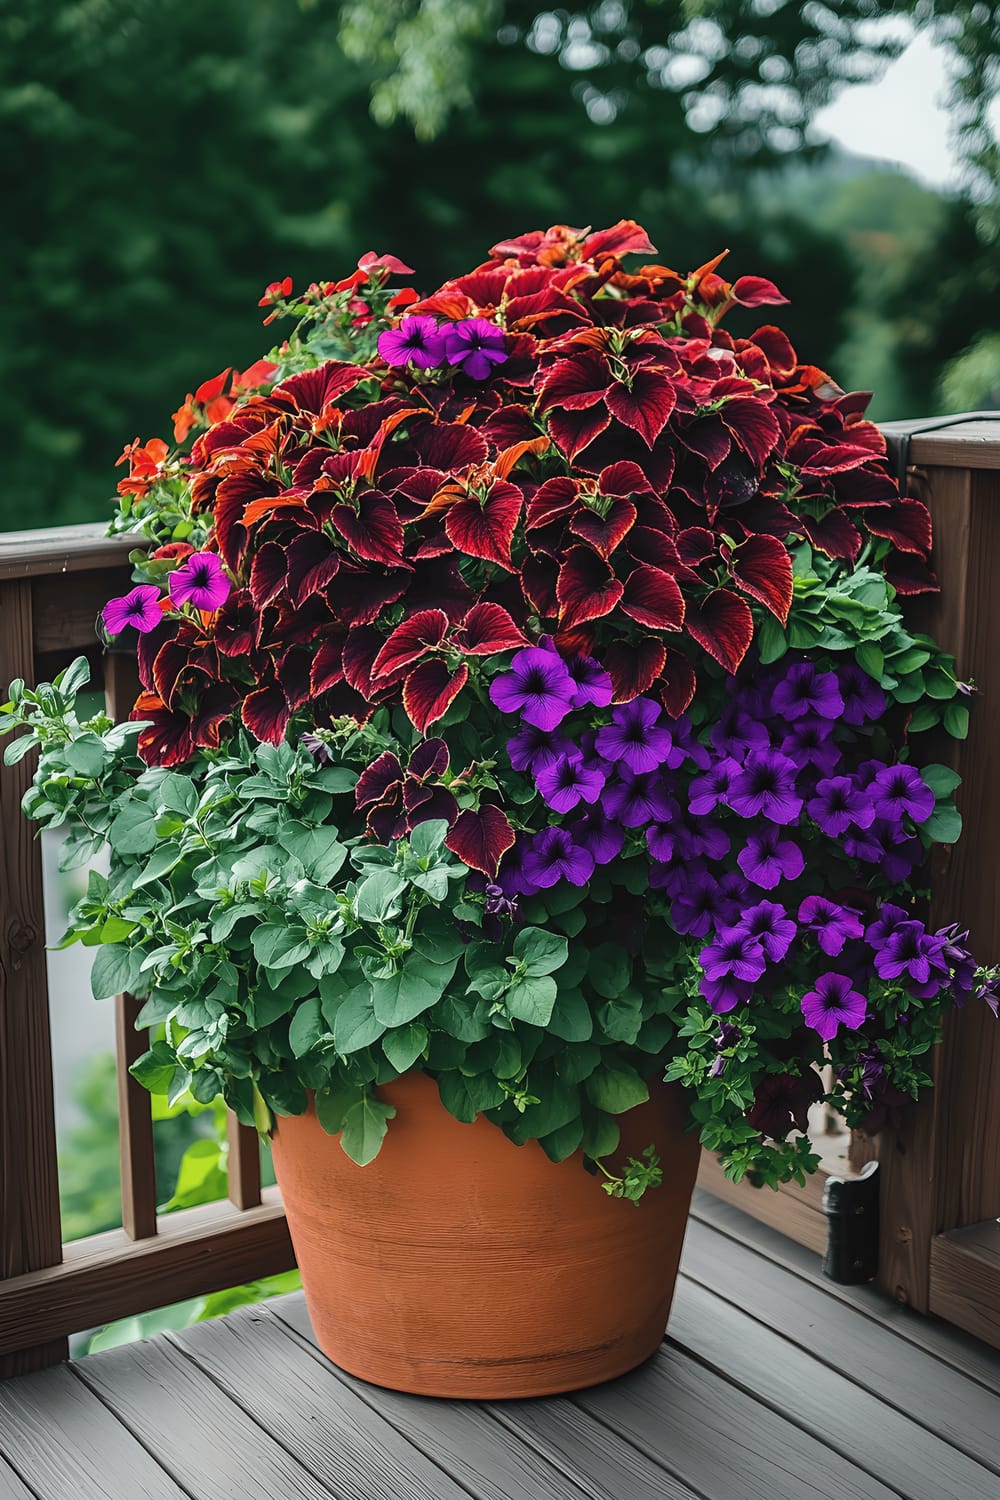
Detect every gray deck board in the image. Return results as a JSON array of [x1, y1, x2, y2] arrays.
[[3, 1193, 1000, 1500]]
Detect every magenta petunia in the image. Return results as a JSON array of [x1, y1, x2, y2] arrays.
[[102, 585, 164, 635], [377, 316, 447, 370], [490, 647, 576, 730], [169, 552, 232, 611], [442, 318, 508, 380], [801, 972, 867, 1041]]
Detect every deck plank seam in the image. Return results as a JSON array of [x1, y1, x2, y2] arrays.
[[0, 1447, 43, 1500], [675, 1259, 1000, 1480], [688, 1199, 1000, 1397], [68, 1360, 199, 1500]]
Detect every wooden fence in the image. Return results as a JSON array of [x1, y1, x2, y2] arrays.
[[1, 420, 999, 1374]]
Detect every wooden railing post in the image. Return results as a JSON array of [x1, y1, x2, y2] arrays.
[[0, 578, 67, 1373]]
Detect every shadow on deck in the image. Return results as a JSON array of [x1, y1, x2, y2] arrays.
[[2, 1192, 999, 1500]]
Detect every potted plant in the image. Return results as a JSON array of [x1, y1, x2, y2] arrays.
[[4, 221, 996, 1399]]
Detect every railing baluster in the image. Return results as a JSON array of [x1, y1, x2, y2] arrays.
[[0, 578, 67, 1373], [104, 653, 159, 1241], [227, 1113, 262, 1211]]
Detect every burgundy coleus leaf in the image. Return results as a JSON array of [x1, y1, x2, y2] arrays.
[[409, 738, 450, 780], [249, 542, 287, 609], [409, 422, 489, 471], [371, 608, 450, 684], [885, 553, 938, 597], [604, 368, 676, 448], [751, 324, 797, 376], [152, 639, 215, 709], [453, 602, 528, 655], [720, 398, 781, 468], [597, 460, 658, 498], [660, 651, 697, 718], [685, 589, 754, 673], [213, 591, 256, 657], [793, 438, 877, 476], [521, 553, 559, 617], [241, 684, 290, 746], [583, 220, 658, 261], [402, 660, 469, 733], [731, 275, 788, 308], [329, 564, 409, 626], [556, 546, 625, 629], [134, 693, 194, 768], [331, 493, 405, 566], [214, 474, 277, 570], [543, 403, 611, 465], [620, 564, 685, 630], [355, 750, 404, 809], [725, 535, 794, 625], [278, 646, 313, 710], [341, 625, 385, 696], [444, 480, 522, 569], [311, 637, 345, 696], [536, 349, 610, 411], [286, 530, 340, 605], [569, 495, 637, 557], [404, 785, 460, 829], [799, 508, 862, 562], [604, 637, 667, 703], [678, 416, 731, 470], [525, 476, 580, 532], [864, 497, 933, 556], [445, 804, 516, 879]]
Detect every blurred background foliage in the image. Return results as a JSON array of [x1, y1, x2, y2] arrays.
[[2, 0, 998, 534]]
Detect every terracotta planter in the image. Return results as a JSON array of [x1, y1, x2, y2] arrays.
[[270, 1072, 700, 1398]]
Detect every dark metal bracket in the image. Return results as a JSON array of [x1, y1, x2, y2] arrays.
[[822, 1159, 880, 1284]]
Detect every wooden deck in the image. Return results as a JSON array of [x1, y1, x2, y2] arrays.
[[2, 1192, 998, 1500]]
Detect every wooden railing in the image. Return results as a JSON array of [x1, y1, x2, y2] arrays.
[[0, 529, 294, 1376], [700, 418, 1000, 1348], [2, 420, 1000, 1374]]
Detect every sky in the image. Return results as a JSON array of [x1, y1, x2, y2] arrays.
[[813, 29, 998, 191]]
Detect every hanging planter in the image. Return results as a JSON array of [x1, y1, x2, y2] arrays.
[[4, 220, 997, 1399]]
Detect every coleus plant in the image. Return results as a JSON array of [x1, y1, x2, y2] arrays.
[[4, 222, 995, 1192]]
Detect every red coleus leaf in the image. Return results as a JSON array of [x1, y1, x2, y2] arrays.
[[331, 494, 405, 566], [725, 535, 794, 625], [556, 546, 625, 629], [311, 637, 345, 695], [371, 608, 449, 683], [686, 589, 754, 673], [341, 625, 385, 695], [660, 651, 697, 717], [545, 404, 612, 464], [679, 416, 731, 470], [751, 325, 797, 376], [620, 564, 686, 630], [453, 602, 528, 655], [249, 543, 288, 609], [521, 553, 559, 617], [329, 564, 409, 626], [355, 749, 403, 809], [570, 495, 637, 558], [402, 660, 469, 733], [885, 552, 938, 597], [444, 481, 522, 569], [604, 368, 676, 448], [864, 497, 933, 556], [525, 476, 580, 532], [795, 440, 876, 476], [241, 685, 290, 746], [583, 220, 658, 261], [598, 460, 658, 498], [134, 694, 194, 768], [605, 637, 667, 703], [537, 349, 610, 411], [799, 508, 862, 562], [286, 530, 340, 605], [731, 275, 789, 307], [409, 738, 450, 779], [720, 398, 781, 468], [445, 804, 516, 878]]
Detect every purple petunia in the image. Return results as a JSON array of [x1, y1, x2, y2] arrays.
[[797, 896, 865, 956], [595, 697, 674, 774], [871, 763, 935, 825], [565, 654, 614, 708], [377, 316, 447, 370], [570, 811, 625, 865], [442, 318, 509, 380], [801, 972, 868, 1041], [737, 825, 805, 890], [838, 663, 887, 726], [807, 775, 876, 837], [102, 585, 164, 635], [873, 920, 949, 987], [671, 869, 732, 938], [168, 552, 231, 611], [710, 706, 770, 759], [736, 901, 797, 964], [701, 928, 768, 985], [490, 647, 575, 731], [506, 724, 571, 775], [645, 821, 676, 862], [535, 752, 606, 813], [770, 662, 845, 721], [522, 826, 595, 888], [701, 975, 753, 1015], [864, 902, 912, 950], [780, 719, 842, 778], [602, 766, 674, 827], [729, 750, 803, 825], [688, 757, 741, 817]]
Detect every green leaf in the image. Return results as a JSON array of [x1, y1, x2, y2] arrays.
[[382, 1023, 429, 1073], [539, 1117, 585, 1162], [355, 869, 406, 923], [161, 1138, 227, 1211], [918, 763, 962, 798], [57, 656, 92, 698], [856, 642, 884, 679], [923, 666, 957, 700], [288, 996, 325, 1057], [134, 843, 185, 889], [943, 702, 970, 739], [324, 980, 386, 1054], [315, 1081, 363, 1135], [923, 805, 963, 844], [513, 926, 569, 977], [99, 915, 137, 944], [548, 990, 593, 1042], [91, 943, 142, 1001], [340, 1094, 396, 1165], [108, 801, 160, 855], [585, 1064, 649, 1115], [408, 818, 449, 857], [155, 773, 200, 816], [412, 913, 466, 965], [588, 943, 631, 1000], [371, 956, 457, 1026], [129, 1041, 177, 1093], [756, 613, 787, 665], [907, 703, 940, 733], [277, 822, 347, 883], [64, 734, 109, 778], [3, 733, 38, 766], [506, 974, 557, 1027], [251, 923, 311, 971]]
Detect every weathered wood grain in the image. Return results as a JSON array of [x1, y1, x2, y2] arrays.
[[0, 579, 66, 1375], [696, 1151, 827, 1254], [78, 1333, 338, 1500], [0, 1364, 184, 1499], [0, 523, 132, 580], [0, 1188, 293, 1354], [225, 1113, 262, 1211], [0, 1455, 33, 1499], [931, 1221, 1000, 1350], [32, 568, 134, 654]]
